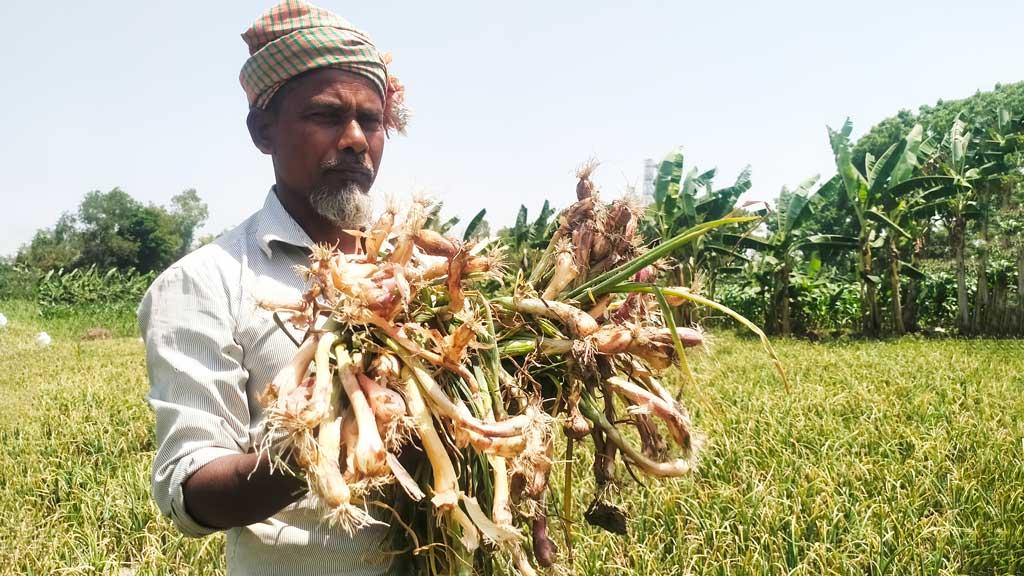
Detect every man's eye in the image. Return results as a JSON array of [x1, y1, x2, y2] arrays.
[[360, 116, 383, 130], [308, 111, 339, 122]]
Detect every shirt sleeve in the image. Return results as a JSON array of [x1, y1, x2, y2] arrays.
[[139, 262, 251, 537]]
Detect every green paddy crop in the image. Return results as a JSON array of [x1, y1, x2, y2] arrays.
[[1, 300, 1021, 575]]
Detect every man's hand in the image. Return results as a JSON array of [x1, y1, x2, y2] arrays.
[[182, 449, 306, 530]]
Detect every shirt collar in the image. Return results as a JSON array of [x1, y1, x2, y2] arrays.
[[255, 187, 315, 259]]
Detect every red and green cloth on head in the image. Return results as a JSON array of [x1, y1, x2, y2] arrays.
[[239, 0, 408, 133]]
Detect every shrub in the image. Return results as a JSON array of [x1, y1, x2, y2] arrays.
[[714, 282, 768, 329], [37, 267, 154, 335], [791, 278, 860, 334], [0, 263, 40, 300]]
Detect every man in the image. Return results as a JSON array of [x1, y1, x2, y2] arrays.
[[139, 2, 406, 574]]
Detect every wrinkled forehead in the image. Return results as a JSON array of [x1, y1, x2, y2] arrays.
[[270, 68, 384, 112]]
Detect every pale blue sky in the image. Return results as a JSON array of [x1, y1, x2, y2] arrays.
[[2, 1, 1022, 256]]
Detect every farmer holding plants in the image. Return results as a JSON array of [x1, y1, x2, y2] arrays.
[[139, 2, 405, 574]]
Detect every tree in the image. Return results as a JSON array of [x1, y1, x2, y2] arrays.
[[169, 189, 209, 259], [870, 168, 949, 335], [17, 188, 209, 273], [16, 213, 80, 271], [854, 91, 1024, 336], [853, 81, 1024, 170], [125, 205, 186, 273], [968, 112, 1022, 333], [76, 188, 186, 272], [797, 173, 860, 273], [999, 209, 1024, 333], [76, 188, 142, 269]]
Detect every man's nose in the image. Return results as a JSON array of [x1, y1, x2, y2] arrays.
[[337, 119, 368, 155]]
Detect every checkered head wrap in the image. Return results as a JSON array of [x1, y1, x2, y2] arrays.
[[240, 0, 408, 133]]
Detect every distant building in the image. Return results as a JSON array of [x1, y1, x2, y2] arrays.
[[641, 158, 657, 203]]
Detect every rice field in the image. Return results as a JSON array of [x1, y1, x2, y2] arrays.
[[1, 300, 1022, 575]]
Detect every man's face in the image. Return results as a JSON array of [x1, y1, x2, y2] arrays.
[[252, 68, 386, 228]]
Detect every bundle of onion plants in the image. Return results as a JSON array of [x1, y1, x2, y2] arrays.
[[256, 166, 784, 575]]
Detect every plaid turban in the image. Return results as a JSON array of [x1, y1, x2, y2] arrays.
[[239, 0, 389, 110]]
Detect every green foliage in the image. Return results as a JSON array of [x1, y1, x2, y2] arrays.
[[726, 175, 835, 335], [852, 80, 1024, 170], [169, 189, 209, 256], [823, 120, 939, 335], [462, 208, 490, 242], [0, 262, 40, 300], [36, 267, 154, 336], [790, 271, 861, 333], [496, 201, 555, 271], [422, 201, 461, 234], [16, 188, 208, 274], [718, 257, 1020, 337], [16, 213, 81, 271], [713, 282, 767, 328], [638, 96, 1020, 338], [914, 268, 965, 328], [818, 101, 1022, 292], [716, 269, 861, 336], [77, 188, 205, 273], [641, 147, 756, 323], [645, 148, 752, 244], [797, 178, 860, 248]]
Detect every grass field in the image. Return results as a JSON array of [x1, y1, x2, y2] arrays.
[[1, 300, 1023, 575]]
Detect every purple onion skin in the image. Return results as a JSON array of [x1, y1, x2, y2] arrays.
[[532, 513, 558, 568]]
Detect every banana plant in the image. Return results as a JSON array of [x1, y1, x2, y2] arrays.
[[824, 120, 953, 336], [461, 209, 489, 242], [988, 113, 1024, 334], [935, 117, 982, 333], [724, 175, 848, 335], [921, 111, 1023, 333], [642, 147, 756, 323], [857, 128, 971, 335], [422, 202, 461, 235], [497, 201, 555, 273], [998, 210, 1024, 334], [424, 204, 490, 242]]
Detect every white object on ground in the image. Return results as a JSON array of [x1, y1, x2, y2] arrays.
[[35, 332, 52, 347], [0, 313, 7, 328]]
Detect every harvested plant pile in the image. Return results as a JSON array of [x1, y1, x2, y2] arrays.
[[257, 163, 784, 574]]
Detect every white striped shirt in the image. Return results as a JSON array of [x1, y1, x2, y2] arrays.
[[139, 189, 391, 575]]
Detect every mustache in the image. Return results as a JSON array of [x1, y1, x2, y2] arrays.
[[320, 157, 374, 180]]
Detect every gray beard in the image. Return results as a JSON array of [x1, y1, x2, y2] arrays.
[[308, 182, 373, 229]]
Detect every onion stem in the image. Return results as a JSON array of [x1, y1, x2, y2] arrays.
[[400, 367, 459, 510], [336, 345, 388, 476], [579, 394, 694, 478], [609, 283, 787, 387], [567, 216, 758, 300], [652, 286, 698, 388], [492, 297, 598, 337]]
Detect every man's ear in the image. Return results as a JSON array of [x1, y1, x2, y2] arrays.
[[246, 108, 276, 155]]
